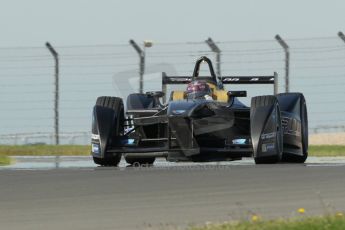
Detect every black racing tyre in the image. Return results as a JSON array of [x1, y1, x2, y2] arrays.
[[250, 96, 283, 164], [301, 97, 308, 160], [93, 156, 122, 167], [93, 96, 124, 167], [124, 156, 156, 166], [254, 156, 280, 164], [278, 93, 308, 163]]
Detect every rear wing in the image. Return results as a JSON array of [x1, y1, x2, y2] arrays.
[[221, 75, 276, 85], [162, 72, 278, 102]]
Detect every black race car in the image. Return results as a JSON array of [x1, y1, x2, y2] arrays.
[[91, 56, 308, 166]]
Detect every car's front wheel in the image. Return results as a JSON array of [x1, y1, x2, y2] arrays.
[[124, 156, 156, 166], [93, 156, 122, 167], [92, 96, 124, 167]]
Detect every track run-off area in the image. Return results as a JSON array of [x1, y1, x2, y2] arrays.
[[1, 157, 345, 230]]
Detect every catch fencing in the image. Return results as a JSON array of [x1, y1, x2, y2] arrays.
[[1, 35, 345, 144]]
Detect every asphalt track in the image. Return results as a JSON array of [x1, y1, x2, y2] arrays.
[[1, 159, 345, 230]]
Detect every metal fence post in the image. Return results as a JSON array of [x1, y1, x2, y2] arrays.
[[45, 42, 59, 145], [162, 72, 167, 103], [274, 72, 278, 95], [205, 37, 221, 78], [129, 40, 145, 93], [275, 35, 290, 93]]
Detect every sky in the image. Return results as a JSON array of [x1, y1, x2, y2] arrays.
[[0, 0, 345, 143], [0, 0, 344, 47]]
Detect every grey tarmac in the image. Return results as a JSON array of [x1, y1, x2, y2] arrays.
[[0, 159, 345, 230]]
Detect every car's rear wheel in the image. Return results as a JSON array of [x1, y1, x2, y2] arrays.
[[278, 93, 308, 163]]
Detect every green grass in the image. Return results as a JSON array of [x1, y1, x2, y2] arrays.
[[309, 145, 345, 157], [0, 145, 344, 157], [0, 155, 12, 166], [0, 145, 90, 156], [189, 215, 345, 230]]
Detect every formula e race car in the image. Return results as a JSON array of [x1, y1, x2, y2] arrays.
[[91, 56, 308, 166]]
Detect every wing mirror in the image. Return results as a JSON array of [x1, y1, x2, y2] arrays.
[[146, 91, 165, 98], [227, 91, 247, 97]]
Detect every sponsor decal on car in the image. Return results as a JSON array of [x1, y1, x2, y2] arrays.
[[282, 116, 301, 136], [124, 128, 135, 135], [223, 77, 240, 82], [260, 132, 276, 140], [91, 133, 100, 140], [92, 143, 100, 154], [262, 143, 275, 152], [170, 77, 191, 82]]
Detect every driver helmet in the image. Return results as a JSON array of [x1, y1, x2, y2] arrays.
[[186, 80, 212, 99]]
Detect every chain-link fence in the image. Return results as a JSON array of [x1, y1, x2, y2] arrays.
[[1, 36, 345, 144]]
